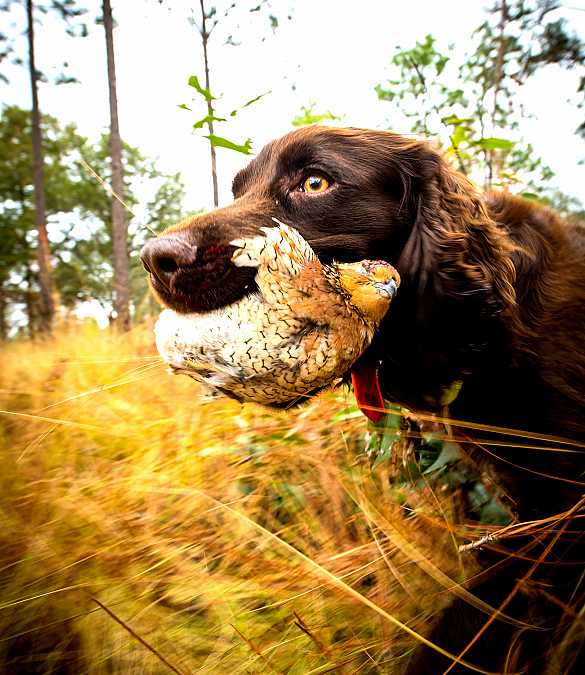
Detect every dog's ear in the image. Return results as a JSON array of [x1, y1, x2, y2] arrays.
[[397, 145, 517, 320]]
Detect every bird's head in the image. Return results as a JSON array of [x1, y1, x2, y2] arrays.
[[334, 260, 401, 325]]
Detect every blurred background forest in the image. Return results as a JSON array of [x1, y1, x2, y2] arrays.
[[1, 1, 585, 673]]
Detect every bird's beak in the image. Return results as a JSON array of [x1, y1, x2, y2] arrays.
[[373, 278, 398, 299]]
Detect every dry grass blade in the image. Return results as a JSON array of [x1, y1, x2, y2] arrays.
[[293, 610, 336, 664], [413, 411, 585, 449], [230, 624, 283, 674], [477, 441, 585, 485], [39, 361, 164, 411], [79, 157, 157, 236], [459, 496, 585, 551], [0, 585, 90, 611], [90, 594, 183, 674], [366, 401, 585, 448], [0, 409, 135, 436]]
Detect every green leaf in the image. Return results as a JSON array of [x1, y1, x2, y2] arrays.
[[331, 406, 363, 422], [229, 91, 270, 117], [375, 85, 396, 102], [187, 75, 215, 101], [436, 55, 449, 75], [54, 75, 79, 85], [442, 115, 473, 126], [193, 114, 227, 130], [178, 103, 191, 111], [205, 135, 253, 154], [473, 137, 515, 151], [444, 89, 467, 106], [291, 103, 343, 127], [450, 124, 469, 147]]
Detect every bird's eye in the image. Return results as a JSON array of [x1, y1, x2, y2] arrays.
[[300, 175, 330, 194]]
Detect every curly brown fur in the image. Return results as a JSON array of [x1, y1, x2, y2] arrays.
[[144, 126, 585, 672]]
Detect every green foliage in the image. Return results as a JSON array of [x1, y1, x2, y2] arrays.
[[475, 137, 515, 151], [291, 102, 343, 127], [375, 35, 462, 137], [479, 2, 585, 108], [0, 105, 91, 331], [366, 399, 513, 525], [191, 113, 226, 129], [375, 16, 567, 190], [376, 2, 585, 186], [465, 1, 585, 164], [60, 137, 186, 317], [183, 77, 268, 155], [187, 74, 216, 102], [0, 106, 82, 212], [232, 91, 270, 115], [0, 105, 186, 334], [205, 133, 252, 154]]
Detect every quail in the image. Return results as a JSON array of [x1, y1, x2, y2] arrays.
[[155, 220, 400, 416]]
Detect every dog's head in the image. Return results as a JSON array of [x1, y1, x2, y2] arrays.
[[140, 127, 416, 312]]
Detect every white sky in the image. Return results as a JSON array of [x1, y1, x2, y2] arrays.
[[2, 0, 585, 215]]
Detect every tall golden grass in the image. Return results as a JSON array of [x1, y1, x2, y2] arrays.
[[0, 322, 475, 673]]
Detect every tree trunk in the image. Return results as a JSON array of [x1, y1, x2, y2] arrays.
[[0, 282, 7, 341], [25, 262, 38, 338], [26, 0, 55, 333], [200, 0, 219, 207], [103, 0, 130, 331]]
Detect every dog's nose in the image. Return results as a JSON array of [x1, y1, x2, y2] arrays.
[[139, 237, 197, 287]]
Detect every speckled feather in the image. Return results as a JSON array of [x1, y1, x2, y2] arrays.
[[155, 220, 400, 405]]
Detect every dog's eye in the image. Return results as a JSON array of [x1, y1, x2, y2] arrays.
[[300, 175, 330, 194]]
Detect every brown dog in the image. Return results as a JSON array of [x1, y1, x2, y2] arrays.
[[141, 126, 585, 672]]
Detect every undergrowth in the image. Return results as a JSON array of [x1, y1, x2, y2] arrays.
[[0, 322, 476, 674]]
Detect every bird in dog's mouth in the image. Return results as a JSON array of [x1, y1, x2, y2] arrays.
[[150, 220, 399, 420]]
